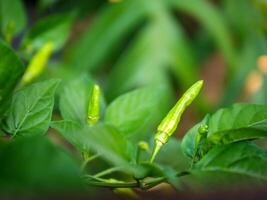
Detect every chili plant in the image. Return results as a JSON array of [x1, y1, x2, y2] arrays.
[[1, 0, 267, 196], [1, 36, 267, 194]]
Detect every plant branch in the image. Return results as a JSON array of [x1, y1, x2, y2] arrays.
[[84, 171, 190, 190]]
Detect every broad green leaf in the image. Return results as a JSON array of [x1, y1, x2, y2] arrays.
[[59, 76, 94, 125], [181, 115, 210, 158], [85, 123, 134, 167], [50, 120, 88, 152], [193, 142, 267, 181], [22, 13, 73, 52], [64, 0, 145, 71], [0, 136, 82, 192], [4, 79, 60, 136], [0, 40, 25, 117], [0, 0, 26, 39], [105, 84, 172, 142], [52, 121, 134, 170], [156, 138, 190, 171], [207, 104, 267, 144]]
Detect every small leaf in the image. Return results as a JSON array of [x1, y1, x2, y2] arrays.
[[105, 84, 172, 141], [207, 104, 267, 144], [193, 142, 267, 181], [0, 40, 25, 117], [22, 13, 73, 52], [0, 136, 83, 191], [4, 79, 60, 136]]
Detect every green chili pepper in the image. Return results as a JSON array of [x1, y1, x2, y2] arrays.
[[87, 84, 101, 125], [150, 80, 203, 163], [21, 41, 54, 85]]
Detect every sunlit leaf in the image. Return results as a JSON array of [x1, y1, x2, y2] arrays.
[[105, 84, 172, 142]]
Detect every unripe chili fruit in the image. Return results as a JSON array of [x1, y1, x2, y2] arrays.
[[150, 80, 203, 162], [87, 84, 101, 125], [21, 41, 54, 85]]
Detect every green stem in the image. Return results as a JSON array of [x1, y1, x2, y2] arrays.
[[81, 154, 100, 171], [150, 141, 162, 163], [86, 180, 139, 188], [94, 167, 122, 178], [84, 171, 190, 189]]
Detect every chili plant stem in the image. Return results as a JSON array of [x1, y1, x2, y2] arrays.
[[84, 171, 190, 189], [94, 167, 122, 178], [86, 180, 139, 188]]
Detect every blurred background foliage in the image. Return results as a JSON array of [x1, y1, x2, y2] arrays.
[[1, 0, 267, 196]]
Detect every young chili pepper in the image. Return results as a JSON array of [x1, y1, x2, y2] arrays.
[[21, 41, 54, 85], [87, 84, 101, 125], [150, 80, 203, 163]]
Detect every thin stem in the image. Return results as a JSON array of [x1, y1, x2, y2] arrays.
[[81, 154, 100, 171], [86, 180, 139, 188], [150, 141, 162, 163], [141, 171, 190, 190], [94, 167, 122, 178]]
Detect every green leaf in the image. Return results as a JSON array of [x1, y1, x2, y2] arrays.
[[0, 0, 26, 38], [22, 13, 73, 52], [50, 120, 87, 152], [105, 84, 172, 142], [0, 40, 25, 117], [181, 115, 210, 158], [85, 123, 134, 167], [59, 76, 94, 125], [207, 104, 267, 144], [0, 136, 83, 192], [4, 79, 60, 136], [193, 142, 267, 181], [52, 121, 134, 170], [156, 138, 190, 171]]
